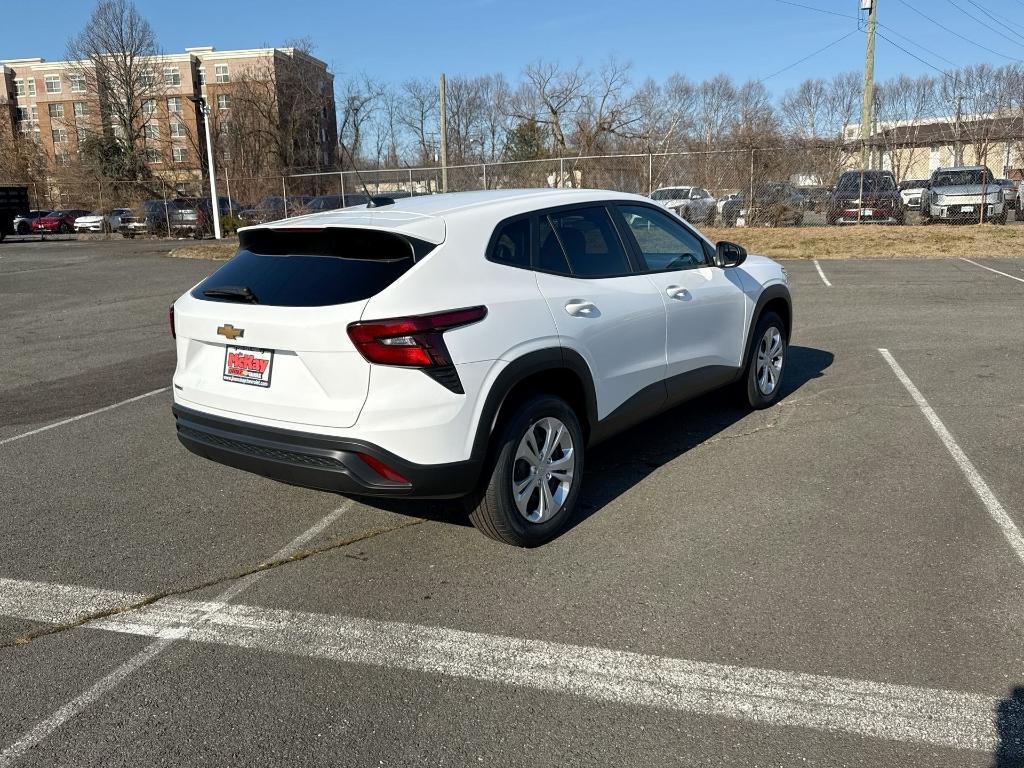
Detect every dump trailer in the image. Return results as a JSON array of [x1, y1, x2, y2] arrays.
[[0, 186, 29, 241]]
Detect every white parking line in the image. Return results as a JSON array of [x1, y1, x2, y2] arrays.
[[0, 502, 354, 768], [812, 259, 832, 287], [0, 388, 169, 447], [879, 349, 1024, 566], [0, 575, 1000, 753], [959, 257, 1024, 284]]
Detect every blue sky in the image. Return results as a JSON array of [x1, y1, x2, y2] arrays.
[[2, 0, 1022, 96]]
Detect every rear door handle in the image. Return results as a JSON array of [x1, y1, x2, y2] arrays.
[[666, 285, 689, 299], [564, 300, 598, 316]]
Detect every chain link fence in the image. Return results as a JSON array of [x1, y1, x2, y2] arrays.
[[5, 142, 1019, 238]]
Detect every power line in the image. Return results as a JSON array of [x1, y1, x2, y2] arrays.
[[876, 22, 959, 69], [888, 0, 1024, 63], [875, 31, 955, 81], [770, 0, 857, 21], [960, 0, 1024, 38], [943, 0, 1024, 49], [757, 30, 860, 84]]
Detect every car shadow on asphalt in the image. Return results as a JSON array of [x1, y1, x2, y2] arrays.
[[361, 345, 834, 537], [995, 687, 1024, 767], [565, 344, 834, 536]]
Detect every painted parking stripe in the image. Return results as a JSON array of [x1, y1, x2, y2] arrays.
[[0, 576, 1002, 753], [0, 502, 354, 768], [959, 258, 1024, 284], [879, 349, 1024, 566], [812, 259, 832, 287], [0, 388, 169, 447]]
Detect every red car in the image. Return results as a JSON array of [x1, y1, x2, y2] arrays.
[[31, 209, 91, 234]]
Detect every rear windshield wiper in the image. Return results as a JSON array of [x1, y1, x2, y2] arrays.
[[202, 285, 259, 303]]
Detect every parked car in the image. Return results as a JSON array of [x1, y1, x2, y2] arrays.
[[898, 179, 930, 211], [12, 209, 51, 235], [74, 209, 133, 233], [719, 193, 745, 227], [171, 189, 791, 546], [996, 179, 1018, 211], [826, 171, 903, 225], [739, 182, 805, 227], [140, 199, 209, 237], [239, 195, 311, 223], [799, 186, 832, 213], [117, 210, 149, 238], [650, 186, 717, 225], [716, 192, 742, 218], [923, 166, 1005, 224], [31, 209, 92, 234]]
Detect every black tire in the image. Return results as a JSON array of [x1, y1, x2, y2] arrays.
[[467, 394, 584, 547], [741, 311, 788, 410], [58, 222, 70, 234]]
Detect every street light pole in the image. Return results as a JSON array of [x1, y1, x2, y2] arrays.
[[190, 96, 222, 240]]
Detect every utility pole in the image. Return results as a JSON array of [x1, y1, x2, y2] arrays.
[[439, 73, 449, 193], [953, 93, 964, 166], [859, 0, 877, 172]]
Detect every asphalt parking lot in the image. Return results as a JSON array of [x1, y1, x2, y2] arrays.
[[1, 237, 1022, 767]]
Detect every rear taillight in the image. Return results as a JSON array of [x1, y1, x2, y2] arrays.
[[347, 306, 486, 368], [169, 305, 176, 339], [355, 452, 409, 484]]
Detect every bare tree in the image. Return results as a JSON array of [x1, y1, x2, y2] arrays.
[[66, 0, 165, 182], [508, 60, 588, 156], [398, 77, 438, 165], [873, 74, 936, 181], [338, 75, 382, 166]]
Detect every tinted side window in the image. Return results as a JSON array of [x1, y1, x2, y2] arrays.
[[547, 207, 631, 278], [617, 204, 708, 271], [489, 218, 530, 268], [538, 216, 571, 274]]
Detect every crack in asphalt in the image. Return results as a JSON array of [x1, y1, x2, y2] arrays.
[[0, 517, 424, 650]]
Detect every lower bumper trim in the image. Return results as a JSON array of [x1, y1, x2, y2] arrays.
[[172, 404, 481, 499]]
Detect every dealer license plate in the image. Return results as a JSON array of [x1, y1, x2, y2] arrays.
[[223, 346, 274, 388], [961, 205, 975, 213]]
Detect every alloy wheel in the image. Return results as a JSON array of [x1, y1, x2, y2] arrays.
[[756, 327, 784, 396], [511, 416, 575, 523]]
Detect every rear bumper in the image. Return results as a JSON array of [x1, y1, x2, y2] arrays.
[[172, 404, 481, 499]]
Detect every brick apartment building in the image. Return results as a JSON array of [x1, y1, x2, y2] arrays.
[[0, 46, 337, 185]]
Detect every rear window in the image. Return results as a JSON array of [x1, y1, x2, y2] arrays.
[[192, 227, 435, 307], [837, 173, 895, 192]]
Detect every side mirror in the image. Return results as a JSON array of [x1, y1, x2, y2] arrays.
[[714, 240, 747, 268]]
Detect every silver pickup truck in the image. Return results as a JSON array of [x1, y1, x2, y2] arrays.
[[924, 166, 1006, 224]]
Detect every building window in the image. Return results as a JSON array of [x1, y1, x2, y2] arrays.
[[31, 105, 38, 123], [198, 67, 205, 85], [13, 78, 25, 97], [145, 148, 161, 163], [216, 93, 230, 110], [140, 71, 156, 87], [26, 78, 36, 96], [167, 96, 182, 113], [215, 64, 229, 83], [172, 146, 188, 163], [15, 106, 29, 123], [44, 74, 61, 94], [77, 127, 89, 144], [111, 123, 125, 139], [142, 99, 157, 115], [144, 123, 159, 139], [169, 121, 187, 138], [48, 103, 64, 119], [70, 74, 86, 93], [163, 67, 180, 86], [73, 102, 88, 118], [52, 127, 67, 143]]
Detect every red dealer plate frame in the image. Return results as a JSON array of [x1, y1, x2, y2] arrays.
[[223, 345, 274, 388]]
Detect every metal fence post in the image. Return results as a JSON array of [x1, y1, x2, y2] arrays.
[[559, 156, 565, 189], [408, 168, 414, 194], [282, 176, 288, 218], [339, 172, 346, 207], [482, 163, 487, 190], [162, 187, 171, 237], [647, 151, 653, 196]]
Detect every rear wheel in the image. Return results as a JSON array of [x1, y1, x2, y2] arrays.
[[742, 312, 787, 410], [468, 394, 584, 547]]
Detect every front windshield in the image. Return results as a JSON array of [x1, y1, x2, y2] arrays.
[[651, 188, 690, 200], [932, 169, 993, 187]]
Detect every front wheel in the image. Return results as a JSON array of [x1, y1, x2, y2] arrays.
[[467, 394, 584, 547], [743, 312, 788, 409]]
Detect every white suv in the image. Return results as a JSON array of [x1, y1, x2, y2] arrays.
[[171, 189, 791, 546]]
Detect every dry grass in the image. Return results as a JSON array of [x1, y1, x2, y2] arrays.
[[703, 224, 1024, 260], [169, 238, 239, 261]]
